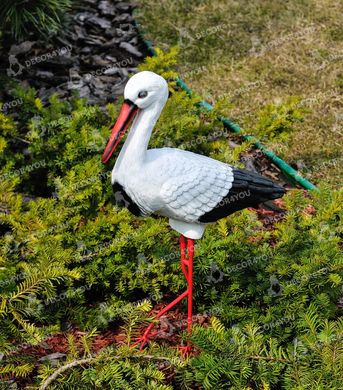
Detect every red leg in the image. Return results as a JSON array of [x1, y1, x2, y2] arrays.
[[179, 238, 194, 357], [133, 235, 195, 351], [132, 289, 189, 349], [187, 238, 194, 333], [180, 235, 189, 281]]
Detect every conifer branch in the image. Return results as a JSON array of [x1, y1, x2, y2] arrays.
[[250, 355, 290, 363], [39, 354, 173, 390]]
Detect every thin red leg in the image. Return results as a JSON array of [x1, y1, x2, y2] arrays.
[[178, 238, 194, 357], [132, 289, 189, 348], [187, 238, 194, 333], [180, 235, 189, 281], [133, 235, 195, 351]]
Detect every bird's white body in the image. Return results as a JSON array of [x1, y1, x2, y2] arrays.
[[112, 147, 234, 239], [111, 72, 234, 239], [106, 71, 284, 240]]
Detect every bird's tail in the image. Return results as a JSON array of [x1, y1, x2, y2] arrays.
[[232, 168, 286, 206]]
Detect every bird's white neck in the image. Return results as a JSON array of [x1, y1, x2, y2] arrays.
[[114, 100, 164, 170]]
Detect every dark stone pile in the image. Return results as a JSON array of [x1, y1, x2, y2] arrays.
[[0, 0, 147, 105]]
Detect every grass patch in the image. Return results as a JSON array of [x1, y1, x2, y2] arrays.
[[136, 0, 343, 186]]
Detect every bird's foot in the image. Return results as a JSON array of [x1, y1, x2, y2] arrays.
[[131, 324, 157, 350], [177, 343, 192, 358], [131, 334, 151, 350]]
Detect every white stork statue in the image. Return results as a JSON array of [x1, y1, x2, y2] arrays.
[[102, 71, 285, 351]]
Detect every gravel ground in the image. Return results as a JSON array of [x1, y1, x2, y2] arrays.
[[0, 0, 148, 105]]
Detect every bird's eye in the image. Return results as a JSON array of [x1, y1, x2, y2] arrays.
[[138, 91, 148, 98]]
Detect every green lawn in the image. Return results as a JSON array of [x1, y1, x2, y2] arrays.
[[136, 0, 343, 187]]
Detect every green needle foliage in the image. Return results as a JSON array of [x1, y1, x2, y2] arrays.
[[0, 49, 342, 389], [0, 0, 72, 40], [254, 97, 307, 142]]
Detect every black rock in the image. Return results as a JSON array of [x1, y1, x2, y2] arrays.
[[74, 12, 94, 25], [86, 15, 112, 29], [115, 2, 132, 12], [115, 13, 133, 23], [119, 42, 143, 57], [1, 0, 148, 107], [9, 41, 35, 55], [99, 0, 117, 16], [35, 70, 55, 79]]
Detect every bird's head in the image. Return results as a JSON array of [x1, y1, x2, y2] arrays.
[[124, 71, 169, 109], [102, 71, 168, 163]]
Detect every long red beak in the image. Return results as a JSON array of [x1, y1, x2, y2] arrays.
[[102, 99, 139, 164]]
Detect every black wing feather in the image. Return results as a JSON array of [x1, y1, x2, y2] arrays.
[[199, 168, 285, 223], [112, 182, 142, 217]]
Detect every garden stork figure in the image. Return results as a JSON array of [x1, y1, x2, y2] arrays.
[[102, 71, 285, 350]]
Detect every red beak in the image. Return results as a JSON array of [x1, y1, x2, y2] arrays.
[[102, 99, 139, 164]]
